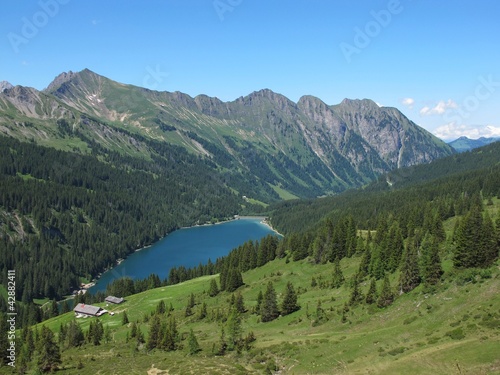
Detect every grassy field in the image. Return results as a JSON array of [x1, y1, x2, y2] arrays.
[[13, 250, 499, 375]]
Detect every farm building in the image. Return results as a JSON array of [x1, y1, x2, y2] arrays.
[[73, 303, 106, 317], [105, 296, 124, 304]]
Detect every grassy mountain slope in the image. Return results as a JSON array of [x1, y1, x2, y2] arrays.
[[29, 233, 500, 374]]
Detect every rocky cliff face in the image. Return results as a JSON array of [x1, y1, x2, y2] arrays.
[[0, 69, 455, 201]]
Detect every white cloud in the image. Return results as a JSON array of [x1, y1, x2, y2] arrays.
[[433, 122, 500, 140], [401, 97, 415, 109], [420, 99, 457, 116]]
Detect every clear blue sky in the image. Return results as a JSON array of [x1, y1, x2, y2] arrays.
[[1, 0, 499, 140]]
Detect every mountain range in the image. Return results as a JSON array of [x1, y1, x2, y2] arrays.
[[448, 136, 500, 153], [0, 69, 454, 202]]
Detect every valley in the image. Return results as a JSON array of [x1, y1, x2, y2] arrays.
[[0, 71, 499, 375]]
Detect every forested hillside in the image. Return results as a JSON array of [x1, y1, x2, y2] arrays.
[[0, 135, 241, 300], [270, 141, 500, 234]]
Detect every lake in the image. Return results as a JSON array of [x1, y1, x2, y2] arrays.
[[88, 217, 279, 294]]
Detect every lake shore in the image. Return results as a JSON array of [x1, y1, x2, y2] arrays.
[[87, 215, 280, 294]]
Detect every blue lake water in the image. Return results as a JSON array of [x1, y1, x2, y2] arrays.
[[88, 217, 278, 294]]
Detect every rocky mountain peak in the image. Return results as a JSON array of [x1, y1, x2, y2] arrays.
[[0, 81, 13, 92], [44, 71, 78, 92], [339, 98, 380, 111]]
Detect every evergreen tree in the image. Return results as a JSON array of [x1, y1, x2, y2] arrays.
[[234, 292, 246, 314], [37, 326, 62, 373], [386, 223, 404, 272], [348, 275, 363, 306], [260, 282, 279, 322], [88, 319, 103, 346], [208, 278, 219, 297], [226, 308, 242, 351], [399, 239, 421, 293], [331, 259, 345, 288], [188, 293, 196, 308], [122, 311, 129, 325], [255, 290, 263, 314], [67, 320, 85, 348], [357, 243, 371, 279], [130, 321, 138, 338], [198, 302, 208, 320], [365, 278, 377, 304], [50, 299, 59, 318], [216, 326, 227, 355], [61, 300, 70, 314], [146, 314, 161, 351], [281, 282, 300, 315], [420, 234, 443, 287], [480, 212, 498, 267], [161, 316, 179, 351], [156, 300, 166, 315], [377, 275, 394, 308], [188, 329, 201, 355], [454, 206, 484, 268], [226, 268, 244, 292]]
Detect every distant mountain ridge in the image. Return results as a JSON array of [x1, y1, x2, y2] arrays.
[[448, 136, 500, 152], [0, 68, 455, 202]]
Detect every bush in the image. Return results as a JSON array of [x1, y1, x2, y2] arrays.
[[445, 327, 465, 340]]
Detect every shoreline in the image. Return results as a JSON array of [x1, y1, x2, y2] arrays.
[[86, 215, 282, 293]]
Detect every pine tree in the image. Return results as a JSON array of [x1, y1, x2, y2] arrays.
[[122, 311, 129, 325], [255, 290, 263, 314], [357, 243, 371, 279], [480, 212, 498, 267], [454, 206, 484, 268], [162, 316, 179, 351], [216, 326, 227, 355], [130, 321, 138, 338], [386, 223, 404, 272], [348, 275, 363, 306], [37, 326, 62, 372], [188, 329, 201, 355], [235, 292, 245, 313], [226, 308, 242, 351], [260, 282, 279, 322], [226, 268, 244, 292], [377, 275, 394, 308], [61, 300, 70, 314], [420, 234, 443, 287], [281, 282, 300, 315], [331, 259, 345, 288], [399, 239, 421, 293], [156, 300, 166, 315], [365, 278, 377, 304], [67, 320, 85, 348], [146, 314, 161, 351], [208, 278, 219, 297], [198, 302, 208, 320]]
